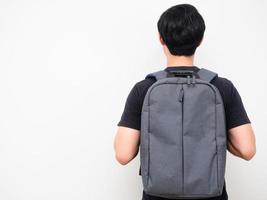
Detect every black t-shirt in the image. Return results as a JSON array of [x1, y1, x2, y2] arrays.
[[117, 66, 251, 200]]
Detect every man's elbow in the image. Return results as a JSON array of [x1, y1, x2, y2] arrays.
[[241, 146, 256, 161], [115, 153, 132, 165]]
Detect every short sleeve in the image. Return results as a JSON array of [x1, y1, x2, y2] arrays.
[[224, 81, 251, 130], [117, 84, 143, 130]]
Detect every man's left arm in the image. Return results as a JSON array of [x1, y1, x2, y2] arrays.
[[114, 127, 140, 165], [114, 83, 143, 165]]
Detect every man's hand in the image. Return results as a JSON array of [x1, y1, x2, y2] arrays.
[[114, 126, 140, 165], [227, 123, 256, 161]]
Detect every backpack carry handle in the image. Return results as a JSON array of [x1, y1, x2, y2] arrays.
[[167, 70, 199, 78], [145, 68, 217, 83]]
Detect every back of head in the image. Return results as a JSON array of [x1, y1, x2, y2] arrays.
[[157, 4, 205, 56]]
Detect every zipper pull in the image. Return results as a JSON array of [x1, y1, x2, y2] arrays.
[[187, 75, 191, 85], [178, 87, 184, 102]]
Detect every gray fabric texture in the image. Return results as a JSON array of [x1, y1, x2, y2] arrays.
[[140, 68, 227, 199]]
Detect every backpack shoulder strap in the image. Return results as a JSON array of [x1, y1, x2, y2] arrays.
[[145, 70, 168, 81], [197, 68, 218, 83]]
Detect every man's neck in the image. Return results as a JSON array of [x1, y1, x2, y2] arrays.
[[166, 55, 194, 67]]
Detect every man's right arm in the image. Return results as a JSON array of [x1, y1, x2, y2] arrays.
[[227, 123, 256, 161], [222, 79, 256, 161]]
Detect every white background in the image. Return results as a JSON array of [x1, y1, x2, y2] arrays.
[[0, 0, 266, 200]]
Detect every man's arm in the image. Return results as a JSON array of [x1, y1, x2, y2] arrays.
[[114, 126, 140, 165], [227, 123, 256, 161], [114, 81, 150, 165]]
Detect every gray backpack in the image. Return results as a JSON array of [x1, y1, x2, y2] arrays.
[[140, 68, 227, 199]]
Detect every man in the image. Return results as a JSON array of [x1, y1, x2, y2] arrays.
[[114, 4, 256, 200]]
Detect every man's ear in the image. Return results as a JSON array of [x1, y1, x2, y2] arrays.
[[158, 32, 165, 45]]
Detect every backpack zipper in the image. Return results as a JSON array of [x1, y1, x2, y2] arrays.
[[178, 85, 184, 194], [178, 86, 184, 102]]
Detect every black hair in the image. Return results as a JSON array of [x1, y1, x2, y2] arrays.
[[157, 4, 205, 56]]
